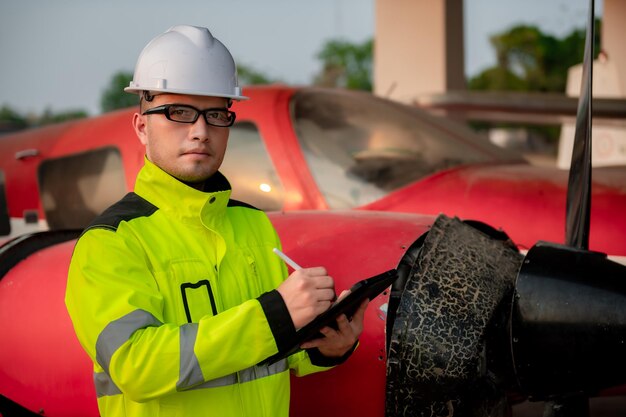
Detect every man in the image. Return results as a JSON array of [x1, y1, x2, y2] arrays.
[[65, 25, 366, 417]]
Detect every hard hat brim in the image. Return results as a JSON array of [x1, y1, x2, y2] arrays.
[[124, 86, 249, 101]]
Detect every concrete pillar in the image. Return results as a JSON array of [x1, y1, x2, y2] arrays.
[[602, 0, 626, 96], [373, 0, 465, 104]]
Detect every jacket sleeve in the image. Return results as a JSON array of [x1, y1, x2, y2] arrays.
[[66, 227, 287, 403]]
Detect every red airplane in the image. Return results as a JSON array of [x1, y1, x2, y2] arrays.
[[1, 5, 626, 414], [1, 85, 625, 258]]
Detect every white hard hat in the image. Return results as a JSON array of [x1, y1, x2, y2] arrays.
[[125, 25, 248, 100]]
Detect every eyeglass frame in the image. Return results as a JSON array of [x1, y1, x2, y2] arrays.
[[142, 104, 237, 127]]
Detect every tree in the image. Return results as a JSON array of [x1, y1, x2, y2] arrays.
[[38, 107, 88, 126], [237, 63, 279, 85], [468, 19, 601, 93], [100, 71, 137, 112], [0, 104, 88, 132], [467, 20, 602, 149], [0, 105, 28, 132], [468, 67, 528, 91], [314, 39, 373, 91]]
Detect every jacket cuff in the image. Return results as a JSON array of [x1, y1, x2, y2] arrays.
[[306, 340, 359, 367], [258, 290, 296, 353]]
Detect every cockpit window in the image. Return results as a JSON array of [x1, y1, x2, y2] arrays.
[[291, 88, 519, 209], [38, 147, 126, 230], [221, 121, 285, 211]]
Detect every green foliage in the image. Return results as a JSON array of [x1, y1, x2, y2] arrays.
[[100, 71, 137, 112], [0, 104, 88, 132], [468, 18, 602, 93], [314, 39, 373, 91], [0, 105, 28, 129], [467, 67, 528, 91], [38, 107, 88, 126], [237, 63, 279, 85], [467, 20, 602, 148], [467, 19, 602, 147]]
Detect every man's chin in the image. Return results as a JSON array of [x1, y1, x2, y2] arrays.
[[169, 168, 215, 184], [178, 173, 212, 183]]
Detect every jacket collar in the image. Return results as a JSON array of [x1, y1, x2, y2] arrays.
[[134, 158, 232, 227]]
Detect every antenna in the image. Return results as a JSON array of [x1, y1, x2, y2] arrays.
[[565, 0, 595, 250]]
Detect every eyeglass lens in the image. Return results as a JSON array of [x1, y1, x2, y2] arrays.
[[168, 105, 233, 126]]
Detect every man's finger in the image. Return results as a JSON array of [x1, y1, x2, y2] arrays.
[[335, 314, 351, 333], [355, 298, 369, 316], [346, 299, 369, 330], [319, 326, 336, 337], [317, 288, 336, 302], [303, 266, 328, 276], [335, 289, 350, 302]]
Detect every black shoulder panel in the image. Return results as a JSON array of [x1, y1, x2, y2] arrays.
[[227, 199, 260, 211], [84, 192, 158, 233]]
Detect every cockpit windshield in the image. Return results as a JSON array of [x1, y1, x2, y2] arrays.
[[291, 88, 520, 208]]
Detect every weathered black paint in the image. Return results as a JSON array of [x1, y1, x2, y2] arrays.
[[386, 215, 522, 416]]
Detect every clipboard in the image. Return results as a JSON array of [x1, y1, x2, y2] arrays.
[[262, 268, 398, 365]]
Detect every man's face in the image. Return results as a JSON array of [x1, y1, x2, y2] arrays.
[[133, 93, 230, 184]]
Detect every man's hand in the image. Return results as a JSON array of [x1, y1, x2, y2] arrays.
[[276, 267, 336, 329], [299, 291, 369, 358]]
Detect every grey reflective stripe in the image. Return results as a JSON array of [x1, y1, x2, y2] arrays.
[[190, 371, 237, 389], [94, 371, 122, 398], [239, 359, 288, 384], [187, 359, 288, 391], [94, 360, 289, 398], [95, 309, 162, 373], [177, 323, 203, 390]]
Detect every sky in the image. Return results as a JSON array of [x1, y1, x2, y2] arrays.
[[0, 0, 600, 116]]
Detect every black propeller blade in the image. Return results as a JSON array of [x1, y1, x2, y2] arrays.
[[565, 0, 595, 250]]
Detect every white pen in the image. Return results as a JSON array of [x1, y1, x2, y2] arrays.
[[273, 248, 338, 302], [272, 248, 302, 270]]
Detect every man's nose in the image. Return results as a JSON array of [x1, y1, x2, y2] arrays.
[[190, 115, 211, 141]]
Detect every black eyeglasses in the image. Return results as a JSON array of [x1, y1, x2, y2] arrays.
[[142, 104, 236, 127]]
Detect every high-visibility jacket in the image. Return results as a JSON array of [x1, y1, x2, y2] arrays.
[[66, 159, 334, 417]]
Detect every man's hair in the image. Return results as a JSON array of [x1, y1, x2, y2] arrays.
[[139, 91, 156, 113]]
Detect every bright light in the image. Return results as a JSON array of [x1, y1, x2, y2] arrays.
[[259, 183, 272, 193]]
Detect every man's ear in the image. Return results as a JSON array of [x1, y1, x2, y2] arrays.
[[132, 113, 148, 146]]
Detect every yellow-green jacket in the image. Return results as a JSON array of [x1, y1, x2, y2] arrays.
[[66, 159, 333, 416]]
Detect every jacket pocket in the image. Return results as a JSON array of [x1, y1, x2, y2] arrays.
[[180, 279, 218, 323], [154, 259, 218, 324]]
